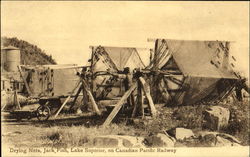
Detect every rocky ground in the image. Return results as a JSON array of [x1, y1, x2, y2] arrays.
[[1, 96, 249, 148]]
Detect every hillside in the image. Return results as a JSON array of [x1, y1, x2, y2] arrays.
[[1, 37, 56, 65]]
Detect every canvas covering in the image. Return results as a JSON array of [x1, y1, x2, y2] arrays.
[[91, 46, 146, 99], [22, 65, 81, 98], [150, 39, 239, 105], [152, 39, 237, 79]]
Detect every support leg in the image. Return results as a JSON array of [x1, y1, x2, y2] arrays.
[[139, 77, 157, 117], [102, 83, 137, 127]]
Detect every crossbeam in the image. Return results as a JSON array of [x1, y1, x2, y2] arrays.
[[102, 83, 137, 127]]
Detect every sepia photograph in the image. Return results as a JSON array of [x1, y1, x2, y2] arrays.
[[1, 1, 249, 157]]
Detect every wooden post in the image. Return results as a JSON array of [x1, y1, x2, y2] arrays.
[[17, 66, 32, 95], [102, 83, 137, 127], [132, 80, 144, 118], [139, 77, 157, 117], [1, 102, 8, 111], [68, 85, 82, 111], [54, 95, 71, 118], [140, 85, 144, 118], [82, 79, 101, 115], [15, 91, 21, 110]]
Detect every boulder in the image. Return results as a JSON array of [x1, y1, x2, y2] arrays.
[[93, 136, 120, 147], [197, 131, 241, 147], [216, 136, 241, 147], [144, 133, 175, 147], [92, 135, 145, 148], [203, 106, 230, 131], [119, 136, 145, 148], [167, 128, 194, 141], [199, 133, 217, 147], [217, 133, 241, 144]]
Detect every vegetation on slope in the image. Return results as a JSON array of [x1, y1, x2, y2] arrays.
[[1, 37, 56, 65]]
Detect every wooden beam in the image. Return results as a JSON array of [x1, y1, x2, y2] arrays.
[[132, 80, 144, 118], [140, 86, 145, 118], [1, 102, 8, 111], [15, 91, 21, 110], [139, 77, 157, 117], [102, 83, 137, 127], [54, 95, 71, 118], [17, 66, 32, 95], [82, 79, 101, 115], [68, 86, 82, 111]]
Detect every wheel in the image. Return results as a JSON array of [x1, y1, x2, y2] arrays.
[[36, 105, 51, 121]]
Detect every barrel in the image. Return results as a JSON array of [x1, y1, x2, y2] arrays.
[[4, 46, 20, 72]]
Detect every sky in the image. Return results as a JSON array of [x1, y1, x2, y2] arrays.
[[1, 1, 249, 76]]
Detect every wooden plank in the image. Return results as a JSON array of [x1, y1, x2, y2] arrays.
[[102, 83, 137, 127], [140, 86, 144, 118], [17, 65, 32, 95], [54, 95, 71, 118], [1, 103, 8, 111], [139, 77, 157, 117], [15, 91, 21, 110], [132, 81, 144, 118], [68, 86, 82, 111], [82, 79, 101, 115], [81, 82, 88, 109]]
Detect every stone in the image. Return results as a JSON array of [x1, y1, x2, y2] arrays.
[[215, 136, 241, 147], [175, 128, 194, 140], [92, 135, 145, 148], [197, 131, 241, 147], [93, 136, 120, 148], [203, 106, 230, 131], [119, 136, 145, 148], [144, 133, 175, 147], [199, 134, 217, 147], [217, 133, 241, 144]]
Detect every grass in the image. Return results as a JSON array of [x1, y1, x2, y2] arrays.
[[41, 123, 139, 148], [219, 97, 249, 145], [132, 104, 209, 135]]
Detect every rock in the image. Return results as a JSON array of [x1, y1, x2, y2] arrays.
[[216, 136, 241, 147], [119, 136, 145, 148], [203, 106, 230, 131], [93, 136, 119, 147], [144, 133, 175, 147], [168, 128, 194, 140], [92, 135, 145, 148], [199, 134, 217, 147], [217, 133, 241, 144], [197, 131, 218, 137], [197, 131, 241, 147]]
